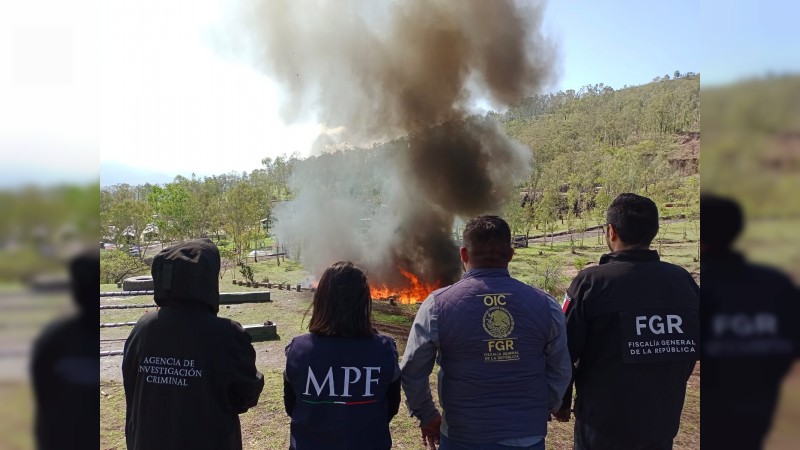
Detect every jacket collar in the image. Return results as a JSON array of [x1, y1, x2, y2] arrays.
[[462, 267, 510, 279], [700, 249, 744, 264], [599, 249, 660, 265], [158, 299, 217, 314], [700, 249, 745, 274]]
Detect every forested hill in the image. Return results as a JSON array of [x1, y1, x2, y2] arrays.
[[493, 74, 699, 236], [100, 73, 701, 254], [702, 74, 800, 217], [501, 72, 699, 138], [499, 73, 699, 174]]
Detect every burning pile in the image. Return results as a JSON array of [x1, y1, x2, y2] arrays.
[[225, 0, 556, 299], [370, 269, 440, 304]]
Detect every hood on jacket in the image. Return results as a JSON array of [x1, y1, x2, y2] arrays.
[[151, 238, 220, 314], [70, 249, 99, 314]]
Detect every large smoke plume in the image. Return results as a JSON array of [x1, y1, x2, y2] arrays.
[[226, 0, 556, 290]]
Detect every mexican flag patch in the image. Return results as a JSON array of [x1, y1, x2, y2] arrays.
[[561, 294, 572, 313]]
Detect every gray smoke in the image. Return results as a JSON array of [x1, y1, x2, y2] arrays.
[[225, 0, 556, 290]]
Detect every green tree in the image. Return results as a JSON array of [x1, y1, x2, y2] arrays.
[[502, 194, 527, 237], [223, 180, 263, 264], [261, 153, 299, 200], [100, 250, 149, 284], [100, 199, 153, 257], [538, 186, 560, 247], [147, 183, 195, 245]]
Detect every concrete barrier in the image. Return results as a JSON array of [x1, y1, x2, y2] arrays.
[[219, 291, 271, 304], [243, 321, 278, 341], [122, 276, 154, 291]]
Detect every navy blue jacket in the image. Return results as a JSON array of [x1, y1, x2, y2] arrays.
[[284, 333, 400, 450], [401, 268, 571, 444]]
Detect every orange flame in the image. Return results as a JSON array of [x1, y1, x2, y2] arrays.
[[370, 269, 440, 304]]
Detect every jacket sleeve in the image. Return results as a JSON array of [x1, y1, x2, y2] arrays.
[[227, 321, 265, 414], [122, 323, 142, 443], [544, 295, 572, 413], [283, 372, 296, 416], [387, 336, 402, 421], [564, 274, 589, 364], [399, 295, 440, 425], [558, 274, 589, 414], [387, 378, 401, 420]]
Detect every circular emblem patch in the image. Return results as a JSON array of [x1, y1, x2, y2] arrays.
[[482, 306, 514, 338]]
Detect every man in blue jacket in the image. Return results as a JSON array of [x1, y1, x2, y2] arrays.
[[400, 215, 571, 450]]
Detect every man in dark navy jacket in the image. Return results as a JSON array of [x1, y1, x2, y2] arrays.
[[401, 216, 571, 450], [123, 239, 264, 450], [556, 193, 699, 450]]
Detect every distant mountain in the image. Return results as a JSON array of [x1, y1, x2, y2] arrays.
[[0, 164, 96, 188], [100, 162, 179, 187]]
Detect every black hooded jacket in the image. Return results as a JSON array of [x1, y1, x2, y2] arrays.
[[32, 251, 99, 450], [122, 239, 264, 450]]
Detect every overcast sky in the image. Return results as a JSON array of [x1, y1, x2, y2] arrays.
[[2, 0, 798, 187]]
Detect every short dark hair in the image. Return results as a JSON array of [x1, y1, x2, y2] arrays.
[[700, 194, 743, 249], [606, 193, 659, 246], [308, 261, 374, 338], [462, 215, 512, 266]]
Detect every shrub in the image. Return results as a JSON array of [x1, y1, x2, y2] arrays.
[[238, 262, 255, 283], [0, 249, 58, 283], [535, 257, 567, 297], [100, 250, 150, 284]]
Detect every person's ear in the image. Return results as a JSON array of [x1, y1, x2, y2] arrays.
[[460, 247, 469, 264], [607, 224, 619, 242], [508, 246, 515, 261]]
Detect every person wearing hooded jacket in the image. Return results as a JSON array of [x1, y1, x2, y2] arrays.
[[31, 250, 99, 450], [122, 238, 264, 450]]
